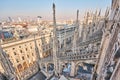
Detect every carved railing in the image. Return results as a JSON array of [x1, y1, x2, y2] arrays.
[[41, 56, 53, 62], [79, 37, 102, 46], [60, 51, 99, 61], [41, 36, 101, 62]]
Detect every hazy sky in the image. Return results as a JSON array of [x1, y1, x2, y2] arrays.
[[0, 0, 111, 21]]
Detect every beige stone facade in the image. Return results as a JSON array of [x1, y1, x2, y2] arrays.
[[0, 34, 52, 80]]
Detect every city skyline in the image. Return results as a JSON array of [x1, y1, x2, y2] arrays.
[[0, 0, 119, 80], [0, 0, 111, 21]]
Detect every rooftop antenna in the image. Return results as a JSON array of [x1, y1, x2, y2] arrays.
[[37, 16, 42, 24]]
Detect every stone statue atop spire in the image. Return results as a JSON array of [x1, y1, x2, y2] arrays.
[[76, 10, 79, 24], [72, 9, 80, 54], [52, 3, 59, 76]]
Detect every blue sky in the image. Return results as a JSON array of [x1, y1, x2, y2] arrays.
[[0, 0, 111, 20]]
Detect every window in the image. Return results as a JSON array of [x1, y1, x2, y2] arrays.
[[22, 57, 24, 60], [20, 50, 22, 53], [92, 29, 94, 32], [12, 48, 15, 50], [14, 52, 16, 55], [7, 54, 10, 57], [32, 53, 34, 56], [27, 55, 29, 58], [42, 42, 44, 45], [25, 48, 27, 51], [16, 59, 19, 63]]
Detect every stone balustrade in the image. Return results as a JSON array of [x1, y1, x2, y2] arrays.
[[41, 36, 101, 63], [41, 56, 53, 62]]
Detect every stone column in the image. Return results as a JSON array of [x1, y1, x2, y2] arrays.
[[70, 62, 75, 77], [52, 3, 59, 75], [58, 60, 61, 74], [96, 32, 111, 80]]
